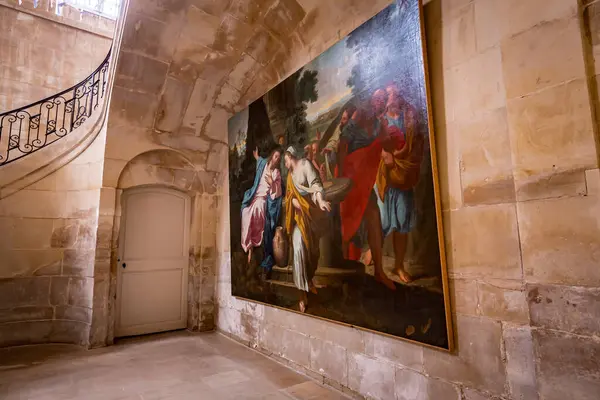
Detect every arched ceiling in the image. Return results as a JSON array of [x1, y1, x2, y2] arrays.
[[106, 0, 393, 172]]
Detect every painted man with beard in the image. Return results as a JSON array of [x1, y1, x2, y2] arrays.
[[241, 147, 283, 273], [337, 89, 397, 290]]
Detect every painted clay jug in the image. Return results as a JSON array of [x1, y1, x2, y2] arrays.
[[273, 226, 289, 267]]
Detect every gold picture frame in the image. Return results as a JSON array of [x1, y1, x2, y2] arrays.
[[228, 0, 453, 351]]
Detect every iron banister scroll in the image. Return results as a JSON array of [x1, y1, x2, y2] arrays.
[[0, 48, 111, 166]]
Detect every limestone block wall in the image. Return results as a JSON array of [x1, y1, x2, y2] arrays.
[[0, 0, 113, 112], [210, 1, 600, 400], [92, 0, 398, 346], [0, 125, 106, 347]]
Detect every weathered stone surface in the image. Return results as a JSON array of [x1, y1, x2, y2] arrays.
[[226, 53, 259, 92], [90, 306, 109, 347], [263, 306, 364, 353], [195, 172, 219, 194], [108, 87, 160, 129], [507, 79, 596, 201], [62, 249, 95, 277], [55, 305, 92, 324], [196, 50, 240, 82], [0, 190, 66, 219], [93, 274, 110, 310], [215, 82, 242, 111], [203, 106, 231, 142], [501, 14, 585, 99], [435, 121, 462, 210], [213, 14, 254, 54], [473, 0, 501, 52], [50, 277, 70, 306], [423, 315, 506, 394], [228, 0, 274, 24], [218, 306, 259, 345], [0, 5, 112, 110], [181, 79, 219, 134], [445, 46, 506, 123], [0, 277, 51, 308], [448, 204, 522, 280], [518, 195, 600, 286], [122, 12, 179, 62], [0, 249, 63, 278], [534, 329, 600, 400], [477, 281, 529, 324], [12, 218, 54, 249], [309, 337, 347, 385], [0, 320, 53, 347], [155, 133, 211, 154], [461, 388, 504, 400], [363, 331, 423, 371], [49, 320, 90, 346], [206, 143, 229, 172], [450, 278, 478, 316], [503, 325, 539, 400], [245, 26, 280, 65], [264, 0, 306, 40], [99, 188, 116, 217], [68, 277, 93, 309], [395, 368, 460, 400], [0, 306, 53, 324], [190, 0, 232, 17], [269, 32, 308, 81], [528, 284, 600, 336], [155, 77, 193, 133], [51, 220, 79, 248], [493, 0, 576, 39], [442, 0, 476, 68], [347, 352, 395, 400], [73, 219, 97, 250], [169, 43, 212, 84], [458, 108, 515, 206], [259, 322, 310, 368], [118, 161, 177, 189], [115, 51, 169, 94], [128, 0, 188, 22]]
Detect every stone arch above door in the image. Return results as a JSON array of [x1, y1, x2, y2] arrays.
[[118, 149, 204, 193]]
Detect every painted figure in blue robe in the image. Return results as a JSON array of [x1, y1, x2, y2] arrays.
[[241, 147, 283, 271]]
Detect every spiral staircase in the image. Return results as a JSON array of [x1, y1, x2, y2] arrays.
[[0, 0, 122, 198], [0, 49, 113, 198]]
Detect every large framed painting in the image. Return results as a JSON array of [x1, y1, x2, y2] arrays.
[[228, 0, 453, 350]]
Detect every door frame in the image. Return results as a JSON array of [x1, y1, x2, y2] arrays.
[[115, 185, 191, 337]]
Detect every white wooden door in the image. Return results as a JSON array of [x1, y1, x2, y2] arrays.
[[116, 187, 190, 337]]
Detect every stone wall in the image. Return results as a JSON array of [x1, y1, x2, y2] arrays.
[[0, 125, 106, 347], [211, 1, 600, 400], [91, 0, 402, 346], [2, 0, 596, 397], [0, 0, 115, 347], [0, 0, 113, 111]]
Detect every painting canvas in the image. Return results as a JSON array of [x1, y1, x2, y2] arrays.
[[228, 0, 452, 350]]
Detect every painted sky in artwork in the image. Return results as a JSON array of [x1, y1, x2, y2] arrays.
[[228, 107, 248, 154], [304, 38, 358, 122]]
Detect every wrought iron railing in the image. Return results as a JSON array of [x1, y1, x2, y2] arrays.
[[0, 49, 111, 166]]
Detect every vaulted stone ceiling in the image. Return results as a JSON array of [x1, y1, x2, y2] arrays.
[[107, 0, 393, 163]]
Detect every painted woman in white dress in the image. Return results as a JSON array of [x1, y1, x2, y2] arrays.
[[284, 147, 331, 312], [241, 148, 283, 271]]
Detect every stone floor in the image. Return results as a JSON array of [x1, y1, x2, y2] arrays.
[[0, 331, 349, 400]]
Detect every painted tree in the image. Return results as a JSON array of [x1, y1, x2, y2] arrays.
[[283, 68, 319, 150]]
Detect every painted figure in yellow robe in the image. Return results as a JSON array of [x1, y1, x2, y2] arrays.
[[284, 146, 331, 313]]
